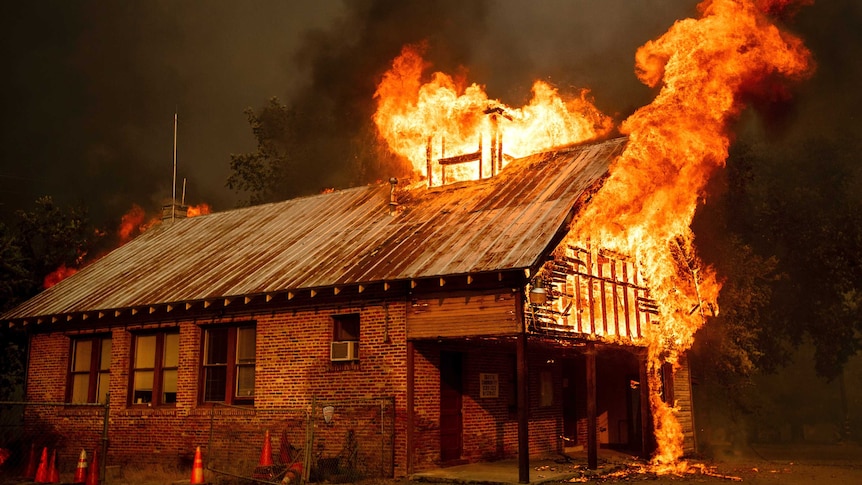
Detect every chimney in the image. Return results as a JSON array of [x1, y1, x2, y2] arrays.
[[161, 200, 188, 222], [389, 177, 399, 216]]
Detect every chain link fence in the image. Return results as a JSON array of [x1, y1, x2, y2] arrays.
[[0, 396, 394, 484], [0, 401, 108, 483], [206, 397, 395, 484]]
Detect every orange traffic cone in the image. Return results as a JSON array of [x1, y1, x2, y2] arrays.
[[85, 449, 99, 485], [73, 449, 88, 484], [47, 449, 59, 483], [259, 430, 273, 466], [24, 443, 38, 479], [34, 447, 48, 483], [190, 446, 205, 485]]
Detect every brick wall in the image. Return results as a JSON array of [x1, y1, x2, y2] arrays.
[[24, 300, 409, 476]]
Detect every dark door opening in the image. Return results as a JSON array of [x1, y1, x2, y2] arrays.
[[440, 351, 463, 462], [562, 358, 584, 447]]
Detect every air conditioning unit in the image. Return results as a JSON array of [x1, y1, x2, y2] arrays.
[[330, 340, 359, 362]]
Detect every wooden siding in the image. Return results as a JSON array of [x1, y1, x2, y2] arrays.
[[530, 244, 655, 343], [407, 291, 518, 339]]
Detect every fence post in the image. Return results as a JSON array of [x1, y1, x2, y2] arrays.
[[100, 394, 110, 485]]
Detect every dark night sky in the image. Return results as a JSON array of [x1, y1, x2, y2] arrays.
[[1, 0, 859, 228]]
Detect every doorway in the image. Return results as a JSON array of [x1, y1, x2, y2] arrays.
[[440, 351, 463, 462]]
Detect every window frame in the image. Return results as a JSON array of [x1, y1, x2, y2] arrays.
[[67, 335, 112, 404], [200, 324, 256, 405], [128, 330, 179, 407]]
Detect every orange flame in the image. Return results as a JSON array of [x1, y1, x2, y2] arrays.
[[118, 204, 159, 244], [373, 44, 612, 182], [43, 264, 78, 289], [567, 0, 812, 471], [186, 203, 211, 218]]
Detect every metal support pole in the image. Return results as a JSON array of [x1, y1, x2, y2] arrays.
[[100, 394, 110, 485]]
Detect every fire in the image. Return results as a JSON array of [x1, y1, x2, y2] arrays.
[[373, 44, 612, 183], [567, 0, 812, 471], [187, 203, 211, 217], [43, 264, 78, 289], [374, 0, 811, 474], [118, 204, 159, 244]]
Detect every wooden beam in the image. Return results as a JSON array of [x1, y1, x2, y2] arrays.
[[115, 310, 123, 317], [439, 277, 446, 287], [516, 290, 530, 484], [224, 298, 232, 306], [244, 296, 252, 305], [358, 285, 365, 293], [384, 282, 390, 291], [467, 275, 473, 285], [265, 294, 273, 303], [310, 289, 317, 298], [131, 309, 138, 316], [586, 343, 598, 470], [639, 352, 651, 459], [204, 300, 212, 309], [333, 287, 341, 295], [411, 280, 417, 289], [166, 304, 175, 312], [186, 302, 194, 310], [406, 340, 415, 475], [288, 292, 295, 300]]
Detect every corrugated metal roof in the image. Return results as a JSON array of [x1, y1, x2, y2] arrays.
[[2, 137, 626, 323]]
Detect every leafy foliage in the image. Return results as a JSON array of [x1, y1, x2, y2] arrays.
[[227, 96, 409, 205], [0, 197, 102, 400], [694, 135, 862, 382]]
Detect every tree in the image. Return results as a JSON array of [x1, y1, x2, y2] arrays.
[[0, 197, 102, 401], [694, 135, 862, 383], [227, 97, 408, 205]]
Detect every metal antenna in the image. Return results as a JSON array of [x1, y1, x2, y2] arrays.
[[172, 111, 178, 222]]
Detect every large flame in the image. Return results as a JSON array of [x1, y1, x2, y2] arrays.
[[373, 44, 612, 182], [568, 0, 812, 471], [374, 0, 811, 474]]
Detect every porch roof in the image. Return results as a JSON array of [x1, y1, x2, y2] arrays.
[[2, 137, 626, 325]]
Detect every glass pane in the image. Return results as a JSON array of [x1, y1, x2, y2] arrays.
[[204, 366, 227, 402], [71, 374, 89, 403], [162, 369, 178, 404], [72, 340, 92, 372], [163, 333, 179, 368], [205, 328, 229, 365], [133, 370, 153, 404], [236, 365, 255, 398], [134, 335, 156, 369], [97, 371, 110, 404], [236, 327, 256, 363], [100, 338, 112, 371]]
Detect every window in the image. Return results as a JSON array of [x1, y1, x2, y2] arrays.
[[331, 314, 360, 362], [130, 331, 179, 406], [68, 336, 111, 404], [333, 313, 360, 341], [202, 325, 255, 404]]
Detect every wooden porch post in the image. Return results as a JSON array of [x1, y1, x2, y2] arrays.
[[516, 291, 530, 484], [585, 343, 597, 470], [639, 350, 651, 459], [407, 340, 415, 475]]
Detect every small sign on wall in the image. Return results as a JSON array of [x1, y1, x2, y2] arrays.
[[480, 373, 499, 398]]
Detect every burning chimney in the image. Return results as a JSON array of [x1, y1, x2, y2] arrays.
[[389, 177, 399, 215], [425, 106, 510, 188], [161, 200, 188, 221]]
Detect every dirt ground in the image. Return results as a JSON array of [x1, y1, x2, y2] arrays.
[[574, 443, 862, 484]]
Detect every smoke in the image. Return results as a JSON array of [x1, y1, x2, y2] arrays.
[[0, 0, 858, 226]]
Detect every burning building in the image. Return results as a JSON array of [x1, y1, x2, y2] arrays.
[[2, 0, 813, 480], [1, 133, 696, 479]]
